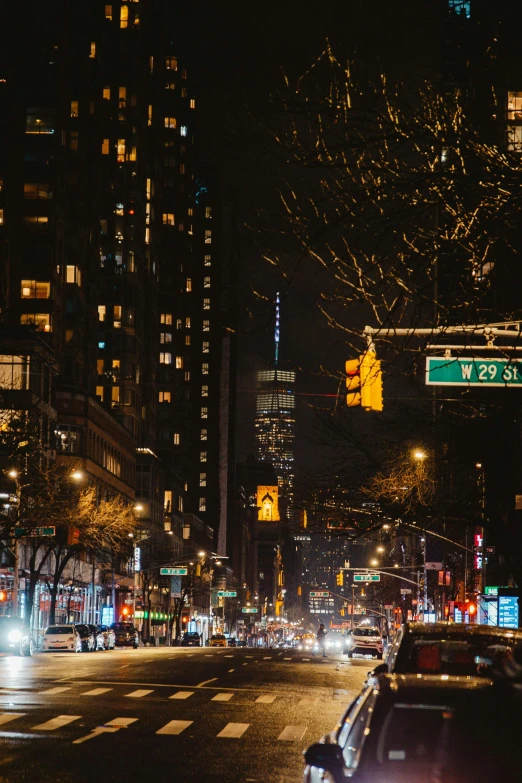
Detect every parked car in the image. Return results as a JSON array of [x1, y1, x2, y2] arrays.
[[227, 637, 237, 647], [180, 632, 201, 647], [303, 673, 492, 783], [111, 622, 139, 648], [0, 617, 33, 656], [42, 624, 82, 653], [371, 621, 522, 679], [236, 640, 247, 647], [209, 634, 227, 648], [346, 625, 384, 659], [97, 625, 116, 650], [75, 623, 95, 652]]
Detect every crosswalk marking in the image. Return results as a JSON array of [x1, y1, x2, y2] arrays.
[[0, 713, 25, 726], [125, 689, 153, 698], [211, 693, 233, 702], [41, 687, 71, 695], [228, 669, 235, 673], [216, 722, 249, 738], [263, 656, 271, 660], [245, 655, 253, 658], [33, 715, 82, 731], [73, 717, 138, 745], [302, 658, 310, 661], [283, 657, 292, 661], [81, 688, 113, 696], [278, 725, 307, 742], [224, 655, 234, 658], [255, 694, 276, 704], [156, 720, 193, 736], [169, 691, 194, 700]]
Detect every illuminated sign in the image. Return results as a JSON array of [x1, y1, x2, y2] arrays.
[[134, 546, 141, 573], [257, 485, 280, 522], [498, 595, 519, 629]]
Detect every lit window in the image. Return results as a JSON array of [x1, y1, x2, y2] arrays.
[[118, 86, 126, 108], [98, 305, 106, 321], [203, 298, 210, 310], [120, 5, 128, 27], [200, 428, 208, 440], [0, 209, 3, 225], [202, 320, 210, 332], [185, 317, 191, 328], [117, 139, 125, 162], [176, 319, 182, 330], [103, 87, 111, 100], [25, 108, 54, 135], [175, 356, 183, 369], [159, 391, 171, 403], [90, 41, 96, 58], [190, 99, 196, 109], [162, 213, 175, 225], [21, 280, 50, 299], [204, 255, 211, 266], [128, 146, 137, 162], [202, 341, 209, 353], [164, 117, 177, 129], [507, 125, 522, 152], [145, 227, 150, 244], [202, 363, 209, 375], [198, 497, 206, 512], [65, 329, 74, 343], [105, 5, 112, 20], [184, 371, 191, 382], [98, 341, 105, 349], [148, 104, 152, 126], [205, 207, 212, 219], [199, 473, 207, 487], [180, 125, 187, 137], [165, 81, 175, 90], [96, 386, 104, 401], [113, 304, 122, 327], [186, 278, 192, 292], [23, 216, 49, 226], [96, 359, 104, 374], [146, 178, 152, 199], [173, 433, 180, 445], [201, 407, 208, 419], [149, 55, 154, 73], [200, 451, 207, 462], [101, 138, 110, 154], [66, 265, 81, 285], [166, 56, 178, 71], [160, 313, 172, 325], [160, 332, 172, 344], [159, 352, 172, 364], [185, 335, 190, 346], [204, 229, 212, 244], [24, 182, 52, 199], [70, 100, 79, 118], [20, 313, 52, 332], [202, 385, 208, 396], [204, 276, 211, 288]]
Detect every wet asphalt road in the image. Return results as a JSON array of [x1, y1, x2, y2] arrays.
[[0, 646, 369, 783]]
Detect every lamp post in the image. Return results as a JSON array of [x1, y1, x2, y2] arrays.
[[7, 470, 20, 617]]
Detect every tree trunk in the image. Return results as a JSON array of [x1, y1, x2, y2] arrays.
[[49, 547, 77, 625], [26, 545, 53, 630]]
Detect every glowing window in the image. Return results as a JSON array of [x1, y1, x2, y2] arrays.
[[70, 101, 79, 118], [175, 356, 183, 369], [173, 433, 180, 445], [200, 451, 207, 462], [164, 117, 177, 129], [117, 139, 125, 162], [160, 332, 172, 344], [202, 363, 209, 375], [160, 352, 172, 364], [186, 278, 192, 292], [201, 385, 208, 397], [98, 305, 106, 321], [204, 255, 211, 266], [190, 99, 196, 109], [204, 277, 210, 288], [199, 473, 207, 487], [160, 313, 172, 325], [105, 5, 112, 20], [202, 320, 210, 332], [166, 56, 178, 71], [21, 280, 50, 299], [162, 213, 175, 225], [159, 391, 171, 403], [199, 497, 206, 512], [201, 407, 208, 419], [120, 5, 128, 27], [90, 42, 96, 58], [101, 138, 110, 154], [203, 298, 210, 310], [66, 265, 81, 285], [202, 342, 209, 354], [180, 125, 187, 137], [20, 313, 51, 332]]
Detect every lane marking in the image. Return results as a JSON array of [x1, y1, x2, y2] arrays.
[[263, 656, 272, 660], [81, 688, 113, 696], [0, 713, 25, 726], [33, 715, 82, 731], [255, 694, 276, 704], [196, 678, 218, 688], [170, 691, 195, 700], [125, 689, 154, 698], [242, 663, 248, 666], [156, 720, 193, 735], [283, 658, 292, 661], [212, 693, 233, 702], [73, 717, 138, 745], [224, 655, 234, 658], [217, 722, 249, 738], [302, 658, 310, 662], [245, 655, 253, 658], [144, 660, 153, 663], [278, 725, 307, 742], [41, 687, 71, 695]]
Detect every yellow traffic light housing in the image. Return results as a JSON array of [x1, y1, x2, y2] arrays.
[[345, 352, 383, 411], [336, 571, 344, 586]]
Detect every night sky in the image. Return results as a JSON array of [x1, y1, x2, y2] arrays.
[[176, 1, 440, 483]]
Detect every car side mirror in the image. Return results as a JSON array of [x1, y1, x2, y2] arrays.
[[371, 663, 389, 676], [303, 743, 344, 772]]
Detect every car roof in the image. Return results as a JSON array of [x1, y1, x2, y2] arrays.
[[401, 622, 522, 640], [378, 673, 493, 695]]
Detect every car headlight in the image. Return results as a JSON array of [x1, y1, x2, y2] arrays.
[[7, 630, 22, 643]]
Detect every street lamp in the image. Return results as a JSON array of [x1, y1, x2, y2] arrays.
[[412, 449, 426, 461], [370, 559, 379, 567], [70, 470, 84, 481]]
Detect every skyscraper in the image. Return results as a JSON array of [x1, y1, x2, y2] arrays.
[[254, 294, 295, 516]]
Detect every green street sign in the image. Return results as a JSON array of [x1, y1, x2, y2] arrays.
[[426, 357, 522, 387], [160, 567, 188, 576], [353, 573, 380, 582], [242, 607, 258, 613], [11, 526, 55, 537], [218, 590, 237, 597], [310, 591, 330, 597]]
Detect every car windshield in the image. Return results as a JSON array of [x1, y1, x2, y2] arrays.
[[111, 623, 134, 632], [45, 626, 73, 635], [212, 635, 225, 640], [395, 631, 519, 676], [354, 628, 381, 637], [372, 703, 452, 768]]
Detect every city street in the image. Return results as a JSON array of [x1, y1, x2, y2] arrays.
[[0, 647, 368, 783]]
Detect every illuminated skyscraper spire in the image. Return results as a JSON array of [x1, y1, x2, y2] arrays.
[[274, 292, 280, 367]]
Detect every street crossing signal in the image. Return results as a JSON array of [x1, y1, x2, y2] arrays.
[[336, 571, 344, 586], [345, 352, 383, 411]]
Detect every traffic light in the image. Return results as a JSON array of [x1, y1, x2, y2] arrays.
[[182, 614, 189, 625], [340, 607, 345, 616], [122, 606, 129, 616], [0, 591, 6, 602], [336, 571, 344, 586], [345, 352, 383, 411], [466, 600, 477, 617]]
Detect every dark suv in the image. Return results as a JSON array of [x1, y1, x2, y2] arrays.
[[180, 632, 201, 647], [111, 622, 139, 648]]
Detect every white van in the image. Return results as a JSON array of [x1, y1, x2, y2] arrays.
[[42, 624, 82, 653]]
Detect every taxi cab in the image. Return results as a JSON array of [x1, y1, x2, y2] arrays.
[[209, 633, 227, 648]]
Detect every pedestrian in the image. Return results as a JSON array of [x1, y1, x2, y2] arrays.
[[313, 624, 327, 658]]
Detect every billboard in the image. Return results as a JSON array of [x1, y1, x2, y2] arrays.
[[257, 485, 280, 522]]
